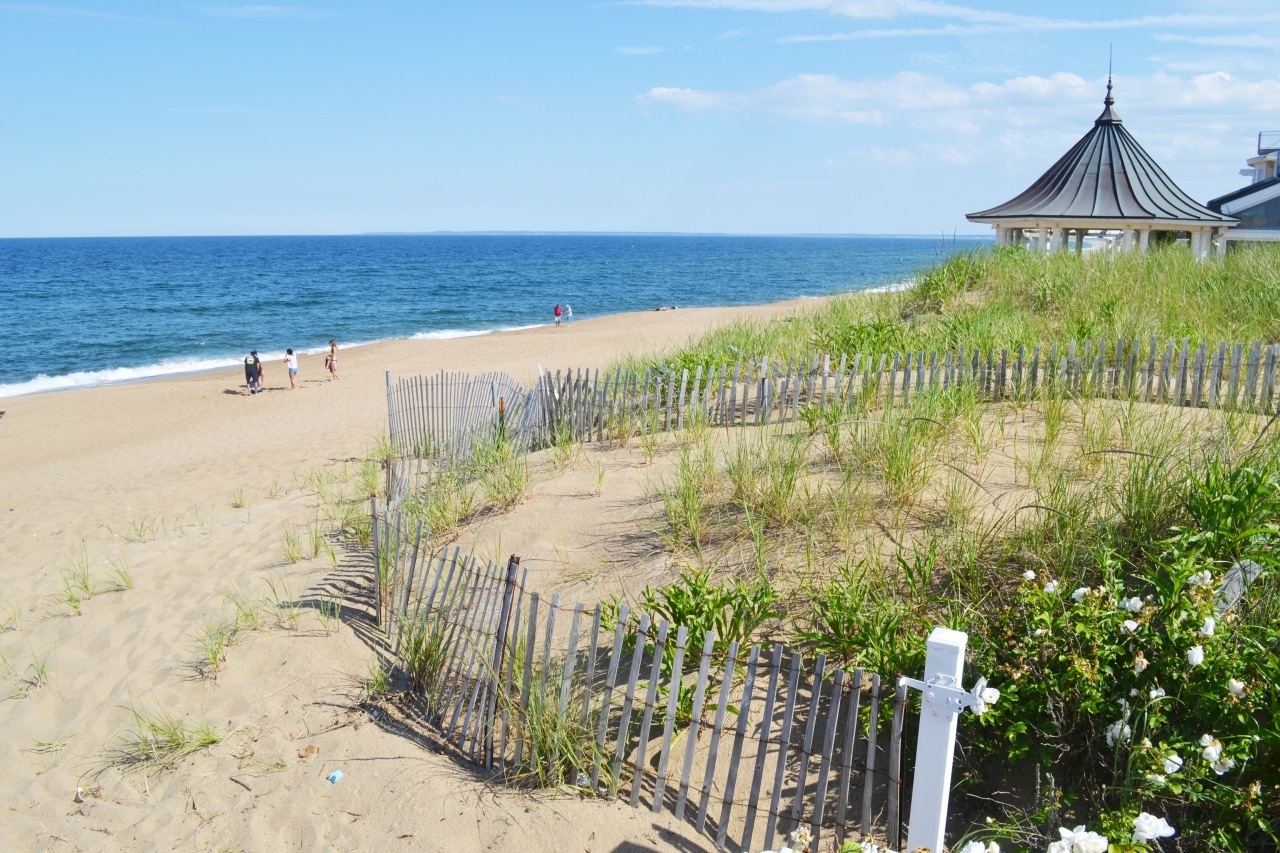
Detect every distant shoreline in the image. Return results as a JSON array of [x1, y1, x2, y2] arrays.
[[0, 285, 919, 399]]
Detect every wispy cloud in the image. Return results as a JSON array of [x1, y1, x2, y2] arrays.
[[630, 1, 1280, 46], [1154, 33, 1280, 50], [639, 71, 972, 124], [618, 45, 669, 55], [638, 69, 1280, 135], [781, 14, 1280, 42], [201, 5, 330, 19]]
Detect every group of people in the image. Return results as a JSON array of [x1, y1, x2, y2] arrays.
[[243, 340, 339, 395], [552, 303, 573, 326]]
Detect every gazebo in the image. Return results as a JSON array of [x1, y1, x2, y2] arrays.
[[967, 80, 1237, 259]]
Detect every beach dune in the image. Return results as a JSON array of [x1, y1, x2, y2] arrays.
[[0, 300, 814, 851]]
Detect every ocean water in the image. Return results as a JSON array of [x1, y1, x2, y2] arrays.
[[0, 234, 985, 397]]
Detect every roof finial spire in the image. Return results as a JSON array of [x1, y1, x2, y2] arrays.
[[1106, 44, 1114, 106], [1096, 47, 1120, 123]]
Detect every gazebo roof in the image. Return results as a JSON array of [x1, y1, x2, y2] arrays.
[[967, 82, 1236, 226]]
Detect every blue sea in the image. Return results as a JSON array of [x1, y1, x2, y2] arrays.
[[0, 234, 986, 397]]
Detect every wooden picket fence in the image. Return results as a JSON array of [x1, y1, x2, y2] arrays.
[[388, 337, 1280, 481], [370, 507, 911, 852], [386, 370, 543, 461]]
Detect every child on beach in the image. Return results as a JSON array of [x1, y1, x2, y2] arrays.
[[284, 348, 298, 389], [326, 340, 339, 380]]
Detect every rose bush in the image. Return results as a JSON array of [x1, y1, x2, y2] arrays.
[[963, 457, 1280, 850]]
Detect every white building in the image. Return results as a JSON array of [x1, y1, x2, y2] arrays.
[[1207, 133, 1280, 244]]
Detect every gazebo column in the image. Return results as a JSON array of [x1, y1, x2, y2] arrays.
[[1139, 230, 1151, 252], [1075, 229, 1085, 255], [1050, 227, 1066, 253], [1036, 228, 1049, 253], [1212, 227, 1227, 258], [1193, 229, 1211, 261], [1121, 229, 1135, 251]]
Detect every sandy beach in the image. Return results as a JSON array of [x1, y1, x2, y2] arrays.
[[0, 299, 819, 852]]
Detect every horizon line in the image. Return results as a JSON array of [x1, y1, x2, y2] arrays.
[[0, 230, 994, 240]]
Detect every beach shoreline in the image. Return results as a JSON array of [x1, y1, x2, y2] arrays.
[[0, 288, 884, 399]]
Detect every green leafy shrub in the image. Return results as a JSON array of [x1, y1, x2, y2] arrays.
[[967, 464, 1280, 851]]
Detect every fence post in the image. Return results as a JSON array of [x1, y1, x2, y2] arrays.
[[904, 627, 968, 853], [386, 371, 396, 453], [486, 556, 520, 769], [370, 495, 381, 630]]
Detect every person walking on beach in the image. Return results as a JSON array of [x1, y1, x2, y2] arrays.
[[284, 348, 298, 389], [326, 340, 339, 380], [244, 350, 264, 395], [553, 304, 562, 326], [564, 304, 573, 326]]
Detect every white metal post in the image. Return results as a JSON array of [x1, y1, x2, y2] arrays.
[[905, 627, 968, 853]]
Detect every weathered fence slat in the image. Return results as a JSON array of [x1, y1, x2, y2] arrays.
[[696, 641, 740, 834], [810, 668, 847, 850], [630, 619, 670, 807], [652, 625, 689, 814], [789, 655, 828, 828], [674, 632, 717, 821], [741, 643, 784, 853], [859, 674, 883, 836], [592, 604, 630, 792], [611, 613, 651, 797], [834, 668, 864, 845], [763, 652, 803, 851], [716, 644, 761, 851]]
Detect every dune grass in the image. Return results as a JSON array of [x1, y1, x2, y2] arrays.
[[621, 243, 1280, 375], [107, 706, 223, 773]]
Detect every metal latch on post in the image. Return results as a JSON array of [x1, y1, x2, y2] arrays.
[[899, 675, 992, 718]]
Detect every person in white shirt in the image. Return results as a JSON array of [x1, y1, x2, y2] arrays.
[[284, 348, 299, 389]]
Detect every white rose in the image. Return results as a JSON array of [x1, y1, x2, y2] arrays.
[[1023, 569, 1036, 580], [1132, 812, 1176, 843], [1163, 752, 1183, 774], [1044, 580, 1060, 594], [1228, 678, 1245, 696], [1187, 645, 1205, 667], [1200, 616, 1216, 636], [1071, 586, 1090, 602]]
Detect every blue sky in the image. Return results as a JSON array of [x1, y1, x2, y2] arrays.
[[2, 1, 1278, 237]]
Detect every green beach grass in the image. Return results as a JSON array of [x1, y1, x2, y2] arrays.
[[624, 243, 1280, 375]]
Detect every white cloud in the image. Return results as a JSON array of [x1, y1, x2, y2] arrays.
[[637, 68, 1280, 189], [618, 45, 669, 54], [1154, 33, 1280, 50], [638, 70, 970, 123], [641, 69, 1280, 127]]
